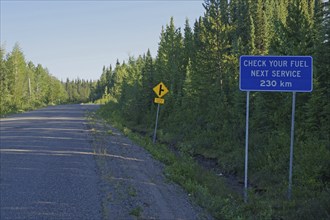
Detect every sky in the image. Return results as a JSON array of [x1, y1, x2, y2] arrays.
[[1, 0, 205, 81]]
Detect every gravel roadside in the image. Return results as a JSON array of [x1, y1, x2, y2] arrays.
[[88, 112, 213, 220]]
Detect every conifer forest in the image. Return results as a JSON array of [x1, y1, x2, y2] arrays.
[[1, 0, 329, 219]]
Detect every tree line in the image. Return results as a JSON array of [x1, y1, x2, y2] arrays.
[[0, 44, 95, 115], [94, 0, 329, 218]]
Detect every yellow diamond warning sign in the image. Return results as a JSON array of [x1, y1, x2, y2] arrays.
[[153, 82, 169, 98], [154, 97, 165, 104]]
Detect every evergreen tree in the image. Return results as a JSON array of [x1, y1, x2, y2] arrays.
[[141, 49, 155, 116], [0, 47, 11, 114], [5, 43, 27, 110]]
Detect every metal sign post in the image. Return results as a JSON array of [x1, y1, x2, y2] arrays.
[[288, 92, 296, 200], [152, 82, 169, 144], [244, 91, 250, 203], [153, 103, 160, 144], [239, 56, 312, 202]]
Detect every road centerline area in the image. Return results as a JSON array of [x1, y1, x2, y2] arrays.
[[0, 104, 101, 220]]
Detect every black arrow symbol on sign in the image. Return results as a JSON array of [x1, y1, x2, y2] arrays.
[[159, 84, 164, 96]]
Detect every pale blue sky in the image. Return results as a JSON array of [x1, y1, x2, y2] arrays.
[[1, 0, 205, 81]]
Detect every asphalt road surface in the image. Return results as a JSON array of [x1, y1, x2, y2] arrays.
[[1, 104, 212, 220], [0, 104, 101, 220]]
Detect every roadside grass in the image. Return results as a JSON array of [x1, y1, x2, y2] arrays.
[[127, 185, 138, 197], [129, 206, 143, 218], [91, 104, 330, 220], [95, 105, 330, 219], [95, 107, 249, 219], [122, 129, 250, 219]]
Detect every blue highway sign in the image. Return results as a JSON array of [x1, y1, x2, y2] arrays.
[[240, 56, 313, 92]]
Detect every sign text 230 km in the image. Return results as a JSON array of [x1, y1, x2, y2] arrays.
[[240, 56, 313, 92]]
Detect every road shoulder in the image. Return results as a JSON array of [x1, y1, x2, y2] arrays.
[[86, 112, 212, 220]]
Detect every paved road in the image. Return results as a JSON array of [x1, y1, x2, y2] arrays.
[[0, 104, 101, 220]]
